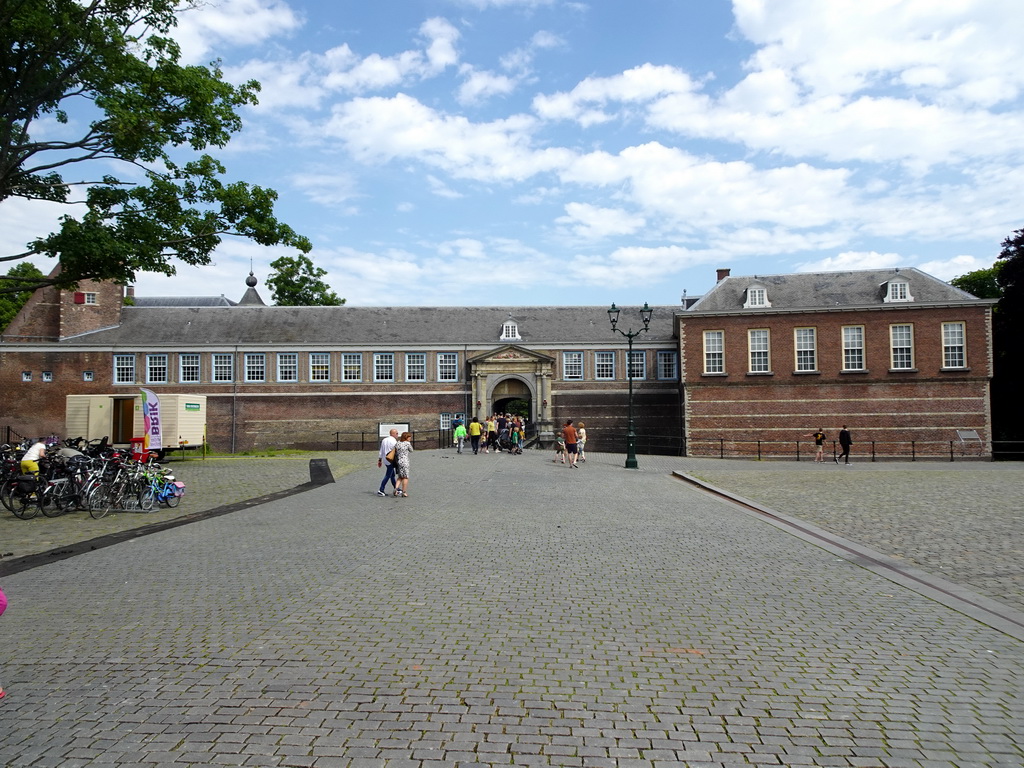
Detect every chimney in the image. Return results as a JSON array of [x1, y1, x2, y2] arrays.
[[716, 268, 731, 282]]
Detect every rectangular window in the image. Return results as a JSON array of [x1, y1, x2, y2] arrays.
[[84, 292, 98, 305], [795, 327, 817, 371], [244, 353, 266, 383], [703, 330, 724, 374], [309, 353, 331, 381], [627, 350, 646, 379], [114, 354, 135, 384], [277, 353, 298, 382], [213, 353, 234, 383], [374, 353, 395, 382], [657, 350, 678, 380], [146, 354, 168, 384], [942, 322, 966, 368], [595, 351, 615, 380], [342, 353, 362, 382], [563, 352, 583, 380], [42, 371, 53, 382], [440, 412, 453, 430], [747, 287, 766, 307], [437, 352, 459, 382], [842, 326, 865, 371], [748, 329, 770, 373], [406, 352, 427, 382], [890, 324, 914, 370], [179, 354, 200, 383]]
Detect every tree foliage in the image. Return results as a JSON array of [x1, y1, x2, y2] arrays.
[[266, 255, 345, 306], [950, 264, 1002, 299], [0, 0, 311, 296], [0, 261, 45, 329]]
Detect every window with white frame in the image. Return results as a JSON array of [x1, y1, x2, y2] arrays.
[[628, 350, 646, 379], [842, 326, 865, 371], [83, 292, 98, 305], [500, 321, 521, 341], [795, 327, 817, 371], [114, 354, 135, 384], [406, 353, 426, 382], [942, 322, 966, 368], [744, 286, 770, 308], [146, 354, 168, 384], [342, 353, 362, 382], [310, 353, 330, 381], [21, 371, 31, 382], [563, 351, 583, 380], [703, 330, 724, 374], [213, 353, 234, 382], [595, 351, 615, 380], [440, 412, 453, 430], [277, 353, 298, 382], [437, 352, 459, 382], [244, 353, 266, 383], [748, 329, 770, 373], [42, 371, 53, 382], [374, 353, 394, 382], [179, 354, 200, 383], [885, 280, 913, 302], [890, 324, 914, 369], [657, 350, 678, 380]]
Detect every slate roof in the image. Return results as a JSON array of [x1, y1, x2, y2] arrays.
[[133, 296, 237, 307], [687, 268, 984, 313], [62, 305, 681, 347]]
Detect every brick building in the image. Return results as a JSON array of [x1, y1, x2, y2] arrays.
[[678, 268, 996, 458], [0, 266, 994, 457]]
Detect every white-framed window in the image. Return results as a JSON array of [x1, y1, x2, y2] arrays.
[[179, 354, 200, 383], [942, 322, 966, 369], [627, 350, 646, 380], [244, 353, 266, 383], [437, 352, 459, 382], [21, 371, 32, 382], [114, 354, 136, 384], [146, 354, 168, 384], [657, 350, 678, 380], [277, 353, 298, 382], [83, 371, 94, 382], [213, 353, 234, 382], [42, 371, 53, 382], [748, 329, 770, 373], [885, 280, 913, 303], [500, 321, 521, 341], [744, 286, 770, 308], [563, 351, 583, 380], [342, 353, 362, 382], [374, 353, 394, 382], [309, 353, 330, 381], [83, 292, 98, 305], [595, 351, 615, 380], [795, 327, 817, 372], [842, 326, 865, 371], [440, 412, 454, 430], [890, 324, 914, 370], [703, 330, 724, 374], [406, 353, 427, 382]]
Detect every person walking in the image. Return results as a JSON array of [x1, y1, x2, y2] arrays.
[[468, 417, 483, 454], [453, 421, 467, 454], [553, 431, 566, 463], [376, 428, 399, 496], [393, 432, 414, 497], [563, 420, 580, 468], [807, 428, 827, 463], [485, 416, 497, 454], [837, 425, 852, 464], [577, 421, 588, 462]]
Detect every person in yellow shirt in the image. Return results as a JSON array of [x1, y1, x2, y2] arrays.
[[468, 417, 483, 454]]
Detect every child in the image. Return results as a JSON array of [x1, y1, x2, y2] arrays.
[[553, 433, 566, 464]]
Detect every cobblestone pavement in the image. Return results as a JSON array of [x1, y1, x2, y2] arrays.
[[0, 449, 1022, 767]]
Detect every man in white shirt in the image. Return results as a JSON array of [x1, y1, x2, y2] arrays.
[[376, 429, 399, 497]]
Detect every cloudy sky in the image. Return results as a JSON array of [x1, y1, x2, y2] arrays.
[[8, 0, 1024, 306]]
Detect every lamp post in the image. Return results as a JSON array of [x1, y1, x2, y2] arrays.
[[608, 302, 654, 469]]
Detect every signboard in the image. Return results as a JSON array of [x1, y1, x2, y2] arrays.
[[139, 388, 163, 451]]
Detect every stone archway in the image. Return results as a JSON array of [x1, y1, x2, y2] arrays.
[[467, 344, 556, 440], [492, 377, 532, 419]]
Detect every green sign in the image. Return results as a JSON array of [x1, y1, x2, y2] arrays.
[[185, 403, 201, 411]]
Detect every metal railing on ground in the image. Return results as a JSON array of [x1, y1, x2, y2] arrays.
[[685, 438, 1024, 462]]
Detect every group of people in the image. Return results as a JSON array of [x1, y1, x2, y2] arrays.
[[455, 414, 527, 455], [376, 429, 414, 497], [554, 420, 587, 468], [808, 425, 853, 464]]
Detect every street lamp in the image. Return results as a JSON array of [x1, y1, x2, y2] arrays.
[[607, 302, 653, 469]]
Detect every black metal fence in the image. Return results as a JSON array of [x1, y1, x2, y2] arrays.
[[685, 438, 1024, 462]]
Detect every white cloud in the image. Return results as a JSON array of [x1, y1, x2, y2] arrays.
[[916, 254, 993, 281], [794, 251, 903, 273], [556, 203, 645, 240], [290, 171, 360, 208], [174, 0, 303, 65], [457, 67, 518, 104]]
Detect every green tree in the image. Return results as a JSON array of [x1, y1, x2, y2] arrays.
[[266, 254, 345, 306], [989, 227, 1024, 445], [950, 264, 1002, 299], [0, 262, 45, 329], [0, 0, 310, 296]]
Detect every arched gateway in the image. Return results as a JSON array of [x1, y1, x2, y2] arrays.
[[467, 345, 555, 440]]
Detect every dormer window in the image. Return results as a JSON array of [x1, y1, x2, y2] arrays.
[[744, 285, 771, 309], [884, 280, 913, 303], [500, 316, 521, 341]]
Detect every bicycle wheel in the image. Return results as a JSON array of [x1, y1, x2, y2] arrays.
[[0, 479, 17, 513], [87, 484, 112, 519], [164, 486, 181, 508], [138, 486, 156, 512], [10, 487, 40, 520]]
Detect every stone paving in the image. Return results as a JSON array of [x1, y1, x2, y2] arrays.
[[0, 448, 1022, 767]]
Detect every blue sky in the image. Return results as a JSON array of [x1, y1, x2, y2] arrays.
[[6, 0, 1023, 306]]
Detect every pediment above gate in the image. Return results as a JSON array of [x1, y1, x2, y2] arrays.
[[468, 345, 555, 366]]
